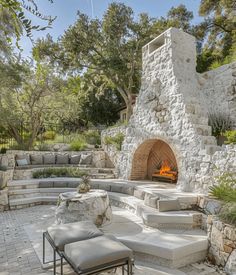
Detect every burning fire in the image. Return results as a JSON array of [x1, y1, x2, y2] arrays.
[[159, 160, 177, 181]]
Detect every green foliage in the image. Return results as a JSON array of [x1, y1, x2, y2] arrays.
[[208, 112, 232, 137], [219, 203, 236, 225], [197, 0, 236, 72], [42, 130, 56, 140], [0, 0, 55, 47], [223, 130, 236, 144], [32, 167, 87, 179], [83, 130, 101, 145], [104, 133, 124, 151], [70, 137, 87, 151], [35, 143, 51, 151], [209, 172, 236, 225]]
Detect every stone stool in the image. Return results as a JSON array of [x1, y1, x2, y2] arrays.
[[63, 235, 133, 274], [43, 221, 103, 275]]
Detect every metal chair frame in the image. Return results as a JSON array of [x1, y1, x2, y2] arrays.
[[43, 231, 133, 275]]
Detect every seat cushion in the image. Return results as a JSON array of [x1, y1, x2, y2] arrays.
[[53, 181, 68, 188], [56, 154, 69, 165], [47, 221, 103, 251], [70, 155, 81, 165], [39, 181, 54, 188], [43, 154, 56, 164], [15, 154, 30, 166], [79, 154, 92, 165], [64, 235, 133, 271], [30, 155, 43, 165], [67, 181, 80, 188]]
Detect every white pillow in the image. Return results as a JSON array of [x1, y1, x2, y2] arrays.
[[16, 159, 28, 166]]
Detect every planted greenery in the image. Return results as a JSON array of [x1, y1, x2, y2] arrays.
[[223, 130, 236, 145], [209, 172, 236, 225], [70, 138, 87, 151], [83, 130, 101, 146], [104, 133, 124, 151], [32, 167, 87, 179], [42, 130, 56, 140], [208, 112, 232, 137]]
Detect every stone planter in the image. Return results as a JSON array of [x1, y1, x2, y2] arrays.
[[207, 217, 236, 274], [0, 189, 9, 211]]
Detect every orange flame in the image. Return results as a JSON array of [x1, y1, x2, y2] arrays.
[[159, 160, 177, 180]]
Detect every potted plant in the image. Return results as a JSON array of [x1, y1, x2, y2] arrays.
[[77, 175, 91, 193]]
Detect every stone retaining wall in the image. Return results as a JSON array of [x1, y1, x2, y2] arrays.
[[0, 189, 9, 211], [101, 125, 127, 168], [207, 217, 236, 274], [198, 62, 236, 127], [195, 145, 236, 193]]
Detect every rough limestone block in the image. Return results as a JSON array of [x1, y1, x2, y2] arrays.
[[144, 193, 159, 209], [158, 199, 180, 212], [134, 189, 145, 200], [225, 249, 236, 274], [56, 190, 112, 227], [0, 189, 9, 211]]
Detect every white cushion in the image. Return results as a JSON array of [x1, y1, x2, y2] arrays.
[[47, 221, 103, 251], [16, 159, 28, 166], [64, 235, 133, 271]]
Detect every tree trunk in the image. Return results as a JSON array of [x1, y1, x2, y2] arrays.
[[116, 87, 133, 121], [126, 96, 133, 121]]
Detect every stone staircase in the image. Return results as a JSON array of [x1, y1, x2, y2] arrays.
[[8, 178, 209, 268], [185, 102, 222, 156]]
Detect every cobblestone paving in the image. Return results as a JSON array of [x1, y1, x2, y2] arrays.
[[0, 206, 226, 275]]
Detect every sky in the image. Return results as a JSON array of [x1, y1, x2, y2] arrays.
[[20, 0, 202, 58]]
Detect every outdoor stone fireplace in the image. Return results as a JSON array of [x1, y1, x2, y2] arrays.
[[130, 139, 178, 182], [102, 27, 236, 193]]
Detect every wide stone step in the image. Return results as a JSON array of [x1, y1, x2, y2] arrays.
[[187, 114, 209, 125], [199, 135, 217, 148], [194, 124, 212, 136], [184, 103, 203, 115], [140, 209, 202, 230], [9, 196, 58, 209], [118, 231, 208, 268], [199, 145, 222, 156]]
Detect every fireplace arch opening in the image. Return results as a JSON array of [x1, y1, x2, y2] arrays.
[[130, 139, 178, 182]]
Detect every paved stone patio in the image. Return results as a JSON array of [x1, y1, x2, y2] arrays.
[[0, 205, 226, 275]]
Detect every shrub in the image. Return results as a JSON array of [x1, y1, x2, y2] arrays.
[[208, 112, 232, 137], [83, 130, 101, 145], [219, 203, 236, 225], [42, 130, 56, 140], [104, 132, 124, 151], [35, 143, 51, 151], [209, 172, 236, 225], [224, 130, 236, 144], [70, 138, 87, 151], [32, 167, 87, 178]]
